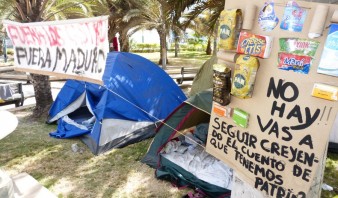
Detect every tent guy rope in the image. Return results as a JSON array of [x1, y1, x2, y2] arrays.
[[103, 84, 207, 150]]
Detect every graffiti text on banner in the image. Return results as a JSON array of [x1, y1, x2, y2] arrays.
[[3, 16, 109, 83]]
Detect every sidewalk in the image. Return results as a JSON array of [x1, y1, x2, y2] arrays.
[[0, 55, 65, 111], [0, 82, 64, 111], [0, 55, 14, 67]]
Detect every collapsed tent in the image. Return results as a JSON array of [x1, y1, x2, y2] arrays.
[[142, 90, 232, 197], [47, 52, 187, 155]]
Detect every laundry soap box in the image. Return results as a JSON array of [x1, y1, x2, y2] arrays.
[[218, 9, 243, 50], [236, 31, 273, 58], [231, 55, 260, 99], [232, 108, 249, 128], [312, 83, 338, 101]]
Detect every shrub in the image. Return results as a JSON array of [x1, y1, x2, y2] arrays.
[[130, 43, 206, 53], [130, 43, 160, 53], [7, 49, 14, 55]]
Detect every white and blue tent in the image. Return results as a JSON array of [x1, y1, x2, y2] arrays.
[[47, 52, 187, 155]]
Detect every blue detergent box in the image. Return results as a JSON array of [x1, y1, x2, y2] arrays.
[[317, 24, 338, 77]]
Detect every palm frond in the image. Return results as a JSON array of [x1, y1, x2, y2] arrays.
[[44, 0, 94, 21], [122, 9, 141, 22]]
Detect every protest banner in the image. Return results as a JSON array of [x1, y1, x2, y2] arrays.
[[206, 0, 338, 197], [3, 16, 109, 84]]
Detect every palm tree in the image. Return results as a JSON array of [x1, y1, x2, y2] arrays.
[[122, 0, 199, 68], [122, 0, 171, 69], [114, 0, 210, 66], [166, 1, 192, 58], [164, 0, 220, 56], [105, 0, 147, 52], [171, 24, 184, 57], [185, 11, 215, 55], [0, 0, 94, 117], [179, 0, 224, 55]]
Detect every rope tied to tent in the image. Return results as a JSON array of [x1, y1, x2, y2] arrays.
[[103, 85, 207, 150]]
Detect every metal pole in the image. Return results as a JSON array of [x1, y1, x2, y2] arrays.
[[3, 36, 7, 63]]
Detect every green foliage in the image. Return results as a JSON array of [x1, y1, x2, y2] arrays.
[[131, 42, 207, 53], [130, 43, 160, 53], [7, 48, 14, 55], [172, 43, 206, 52], [187, 32, 206, 45], [136, 51, 211, 67], [322, 152, 338, 198], [0, 0, 100, 22]]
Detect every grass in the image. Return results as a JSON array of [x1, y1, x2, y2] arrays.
[[0, 109, 190, 198], [323, 153, 338, 198], [136, 51, 212, 69], [0, 51, 337, 198], [2, 109, 338, 198]]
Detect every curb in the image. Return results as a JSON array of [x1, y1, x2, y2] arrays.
[[7, 104, 35, 112]]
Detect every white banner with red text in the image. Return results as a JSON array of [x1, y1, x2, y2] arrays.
[[3, 16, 109, 84]]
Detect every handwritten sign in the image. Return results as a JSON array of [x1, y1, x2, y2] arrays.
[[206, 0, 338, 197], [3, 16, 109, 84]]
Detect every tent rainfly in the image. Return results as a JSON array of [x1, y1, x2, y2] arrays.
[[142, 90, 233, 197]]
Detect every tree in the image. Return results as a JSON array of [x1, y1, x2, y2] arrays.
[[185, 11, 215, 55], [115, 0, 209, 65], [179, 0, 224, 55], [168, 0, 202, 57], [121, 0, 169, 68], [105, 0, 147, 52], [0, 0, 94, 117], [171, 26, 184, 57], [123, 0, 198, 69]]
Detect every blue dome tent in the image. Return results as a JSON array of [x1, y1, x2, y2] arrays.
[[47, 52, 187, 155]]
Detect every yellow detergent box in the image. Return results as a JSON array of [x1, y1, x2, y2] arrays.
[[218, 9, 242, 50], [231, 55, 260, 99], [311, 83, 338, 101]]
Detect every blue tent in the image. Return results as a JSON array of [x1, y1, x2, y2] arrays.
[[47, 52, 187, 155]]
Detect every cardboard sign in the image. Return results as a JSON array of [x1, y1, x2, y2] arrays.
[[3, 16, 109, 84], [207, 0, 338, 197]]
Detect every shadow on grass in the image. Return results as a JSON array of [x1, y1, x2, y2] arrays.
[[0, 112, 190, 198], [1, 110, 337, 197]]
